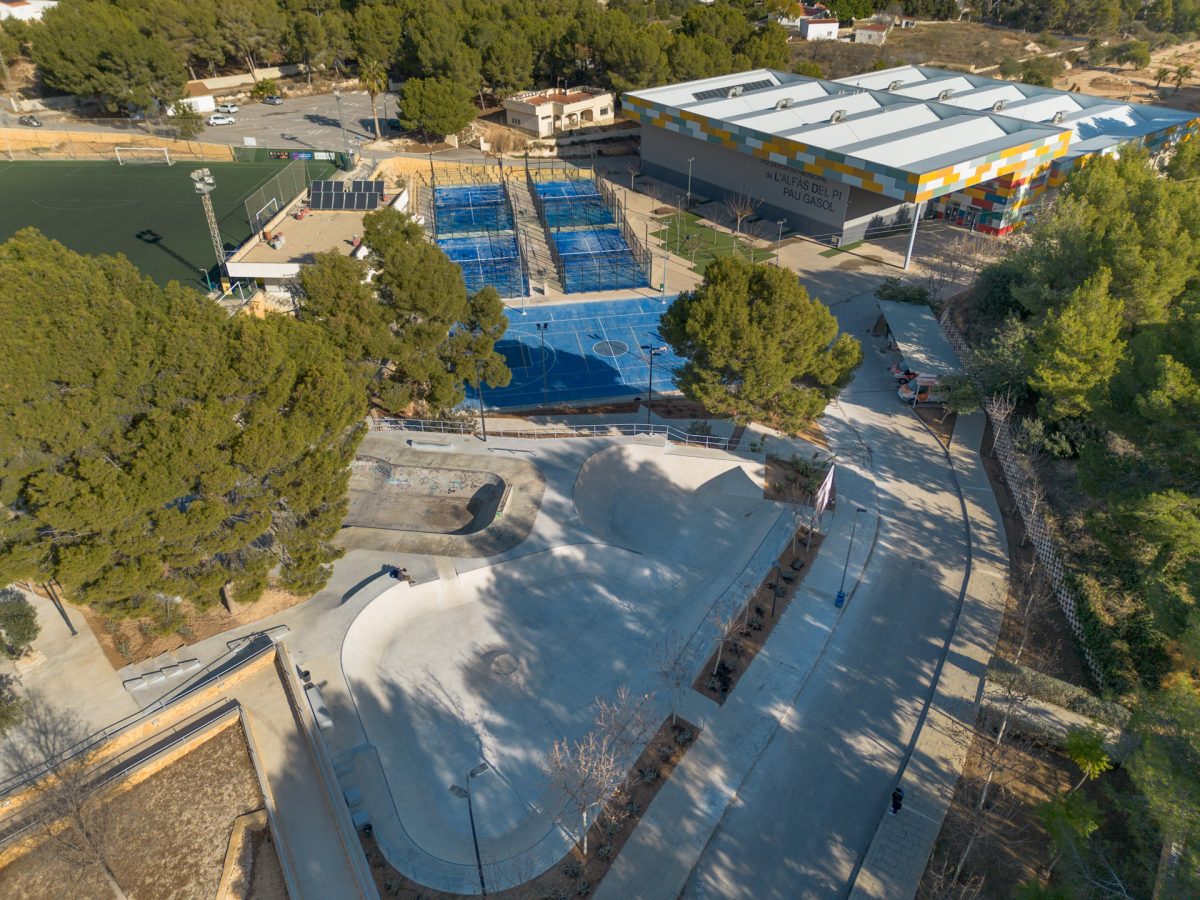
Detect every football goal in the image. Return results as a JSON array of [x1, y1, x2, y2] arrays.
[[115, 146, 173, 166]]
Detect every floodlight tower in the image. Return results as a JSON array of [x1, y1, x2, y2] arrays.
[[190, 168, 225, 285]]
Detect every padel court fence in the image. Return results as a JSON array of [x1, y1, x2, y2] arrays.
[[429, 171, 529, 298], [525, 159, 651, 293]]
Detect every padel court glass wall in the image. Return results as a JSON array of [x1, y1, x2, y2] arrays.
[[432, 183, 528, 298], [528, 172, 651, 293]]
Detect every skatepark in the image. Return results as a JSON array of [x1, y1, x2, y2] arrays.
[[339, 440, 791, 888]]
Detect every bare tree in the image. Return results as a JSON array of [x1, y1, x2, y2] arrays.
[[924, 231, 1004, 302], [595, 686, 657, 762], [625, 157, 641, 189], [984, 392, 1016, 457], [722, 191, 762, 242], [4, 696, 128, 899], [653, 632, 690, 726], [542, 730, 625, 857], [708, 604, 739, 676]]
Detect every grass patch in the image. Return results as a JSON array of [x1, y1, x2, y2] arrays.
[[652, 211, 773, 271], [819, 240, 864, 257]]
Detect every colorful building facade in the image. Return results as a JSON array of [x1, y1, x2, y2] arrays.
[[624, 67, 1199, 243]]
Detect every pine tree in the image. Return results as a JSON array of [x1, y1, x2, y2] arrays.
[[661, 258, 861, 433], [0, 230, 363, 619], [1029, 268, 1124, 421]]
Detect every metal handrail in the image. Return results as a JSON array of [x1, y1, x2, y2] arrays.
[[366, 417, 736, 451], [0, 634, 276, 799]]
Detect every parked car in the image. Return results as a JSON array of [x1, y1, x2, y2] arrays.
[[215, 103, 239, 114], [206, 113, 237, 126], [262, 95, 284, 105], [18, 115, 42, 127]]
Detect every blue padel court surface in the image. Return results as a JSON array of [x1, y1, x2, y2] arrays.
[[551, 227, 649, 293], [533, 179, 601, 200], [438, 233, 527, 298], [535, 179, 612, 228], [433, 184, 513, 234], [468, 297, 683, 408]]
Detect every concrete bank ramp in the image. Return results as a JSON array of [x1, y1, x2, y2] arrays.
[[573, 443, 770, 563]]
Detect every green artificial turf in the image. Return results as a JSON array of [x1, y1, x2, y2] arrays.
[[0, 158, 335, 287], [652, 211, 774, 272], [818, 240, 864, 257]]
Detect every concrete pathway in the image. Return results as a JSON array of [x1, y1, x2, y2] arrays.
[[846, 410, 1007, 899], [597, 287, 1007, 900], [238, 665, 372, 899], [0, 587, 139, 781]]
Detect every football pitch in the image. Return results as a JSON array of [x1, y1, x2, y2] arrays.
[[0, 159, 336, 287]]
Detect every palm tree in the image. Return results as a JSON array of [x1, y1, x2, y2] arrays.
[[1174, 63, 1194, 93], [1154, 66, 1172, 89], [358, 58, 387, 140]]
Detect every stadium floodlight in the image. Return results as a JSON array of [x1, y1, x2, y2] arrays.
[[190, 169, 224, 274]]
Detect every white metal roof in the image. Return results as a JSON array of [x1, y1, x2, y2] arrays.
[[877, 300, 962, 377], [625, 65, 1197, 186]]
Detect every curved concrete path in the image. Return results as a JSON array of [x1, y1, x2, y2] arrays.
[[595, 290, 1006, 900], [339, 441, 792, 892]]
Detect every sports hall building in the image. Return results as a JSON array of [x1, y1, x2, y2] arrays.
[[623, 66, 1199, 248]]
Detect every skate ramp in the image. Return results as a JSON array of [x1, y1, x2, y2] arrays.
[[573, 443, 771, 563]]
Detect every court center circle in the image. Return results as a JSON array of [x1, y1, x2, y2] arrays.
[[592, 339, 629, 358]]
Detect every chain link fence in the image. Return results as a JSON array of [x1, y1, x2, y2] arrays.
[[939, 314, 1106, 687]]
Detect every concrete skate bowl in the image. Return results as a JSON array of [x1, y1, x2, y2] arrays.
[[347, 456, 505, 536], [573, 443, 770, 570]]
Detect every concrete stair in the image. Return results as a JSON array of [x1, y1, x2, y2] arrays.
[[505, 176, 562, 295]]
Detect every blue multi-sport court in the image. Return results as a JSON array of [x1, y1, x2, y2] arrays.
[[468, 297, 683, 409]]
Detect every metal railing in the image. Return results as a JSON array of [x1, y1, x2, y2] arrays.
[[367, 417, 737, 451], [0, 634, 277, 800]]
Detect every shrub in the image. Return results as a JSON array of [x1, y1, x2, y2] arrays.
[[988, 658, 1131, 728], [874, 276, 930, 305], [0, 589, 40, 659], [563, 860, 582, 878], [250, 78, 278, 99]]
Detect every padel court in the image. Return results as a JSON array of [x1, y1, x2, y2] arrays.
[[0, 159, 335, 287], [469, 297, 685, 408]]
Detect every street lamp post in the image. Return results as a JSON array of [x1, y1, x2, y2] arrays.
[[685, 157, 695, 210], [776, 219, 785, 266], [475, 360, 488, 443], [333, 89, 351, 161], [449, 762, 491, 898], [640, 345, 667, 425], [835, 507, 868, 608], [536, 323, 549, 406]]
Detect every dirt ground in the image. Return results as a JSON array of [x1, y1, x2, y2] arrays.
[[790, 22, 1084, 80], [918, 725, 1073, 897], [695, 527, 824, 704], [360, 717, 699, 899], [246, 827, 289, 899], [980, 423, 1092, 688], [77, 585, 312, 670], [1056, 40, 1200, 108], [0, 723, 270, 899]]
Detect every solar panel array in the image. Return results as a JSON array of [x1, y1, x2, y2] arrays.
[[308, 179, 385, 210], [692, 79, 774, 101]]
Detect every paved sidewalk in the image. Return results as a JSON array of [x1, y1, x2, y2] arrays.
[[595, 407, 879, 900], [0, 588, 138, 781], [238, 665, 372, 899], [847, 411, 1008, 899]]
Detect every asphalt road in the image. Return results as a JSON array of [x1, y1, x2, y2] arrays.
[[680, 289, 972, 899]]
